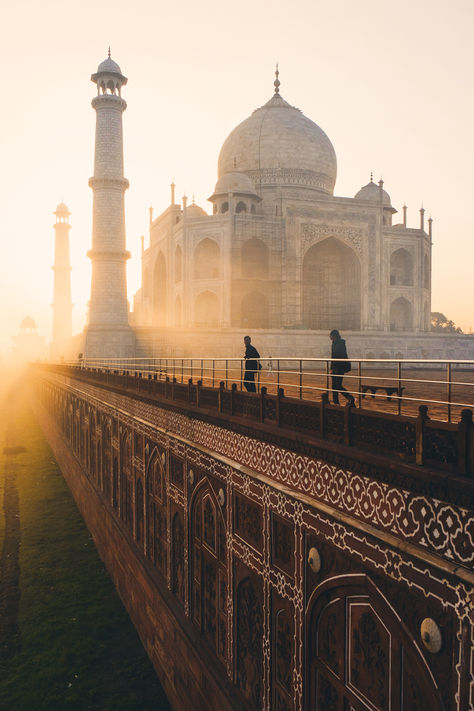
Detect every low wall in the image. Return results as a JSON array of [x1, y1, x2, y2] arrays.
[[32, 369, 474, 711]]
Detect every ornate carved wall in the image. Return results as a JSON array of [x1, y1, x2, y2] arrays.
[[33, 371, 473, 711]]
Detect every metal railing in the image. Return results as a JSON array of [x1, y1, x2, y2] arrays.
[[66, 356, 474, 423]]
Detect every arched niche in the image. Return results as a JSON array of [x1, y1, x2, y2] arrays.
[[424, 301, 430, 331], [153, 252, 167, 326], [135, 478, 144, 547], [241, 238, 269, 279], [190, 481, 227, 662], [236, 201, 247, 213], [303, 238, 361, 330], [175, 245, 182, 283], [194, 239, 220, 279], [390, 297, 412, 331], [240, 291, 269, 328], [390, 248, 413, 286], [146, 449, 167, 575], [306, 575, 444, 710], [195, 291, 219, 327]]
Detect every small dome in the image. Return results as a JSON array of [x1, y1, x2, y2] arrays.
[[20, 316, 37, 331], [213, 172, 257, 196], [186, 203, 208, 217], [55, 202, 70, 215], [355, 179, 391, 206], [97, 56, 122, 74]]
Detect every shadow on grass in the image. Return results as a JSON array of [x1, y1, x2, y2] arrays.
[[0, 385, 172, 711]]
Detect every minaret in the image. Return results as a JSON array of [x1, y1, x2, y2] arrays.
[[84, 50, 135, 358], [51, 202, 73, 359]]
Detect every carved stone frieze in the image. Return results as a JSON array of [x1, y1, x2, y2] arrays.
[[300, 223, 364, 256]]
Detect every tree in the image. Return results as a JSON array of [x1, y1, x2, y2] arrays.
[[431, 312, 463, 333]]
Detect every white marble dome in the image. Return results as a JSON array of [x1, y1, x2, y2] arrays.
[[355, 179, 391, 206], [97, 56, 122, 74], [218, 93, 337, 195], [213, 171, 257, 196], [186, 202, 208, 217]]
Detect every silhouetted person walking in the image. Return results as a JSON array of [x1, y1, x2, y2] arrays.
[[243, 336, 260, 392], [329, 330, 354, 405]]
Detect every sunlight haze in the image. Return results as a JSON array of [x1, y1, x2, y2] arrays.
[[1, 0, 473, 351]]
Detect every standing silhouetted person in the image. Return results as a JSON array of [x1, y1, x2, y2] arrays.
[[329, 330, 354, 405], [243, 336, 260, 392]]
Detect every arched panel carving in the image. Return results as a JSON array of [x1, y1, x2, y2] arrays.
[[307, 575, 444, 711], [235, 575, 263, 707], [171, 510, 185, 605], [191, 483, 227, 663]]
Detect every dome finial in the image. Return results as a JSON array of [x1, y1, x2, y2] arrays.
[[274, 62, 280, 95], [108, 46, 111, 58]]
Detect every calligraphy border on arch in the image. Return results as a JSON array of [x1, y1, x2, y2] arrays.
[[300, 222, 365, 257]]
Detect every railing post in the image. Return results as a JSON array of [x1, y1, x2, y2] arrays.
[[196, 380, 202, 407], [240, 360, 243, 391], [299, 360, 303, 399], [231, 383, 237, 416], [326, 360, 330, 392], [397, 361, 402, 416], [225, 360, 228, 390], [277, 359, 280, 393], [260, 386, 267, 423], [344, 399, 354, 446], [277, 387, 284, 427], [181, 359, 184, 383], [416, 405, 429, 465], [218, 381, 225, 413], [212, 360, 215, 388], [358, 361, 362, 409], [320, 392, 329, 439], [447, 362, 452, 423], [165, 376, 170, 399], [188, 377, 193, 402], [457, 408, 473, 476], [172, 377, 177, 400]]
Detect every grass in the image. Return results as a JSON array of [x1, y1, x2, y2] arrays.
[[0, 376, 172, 711]]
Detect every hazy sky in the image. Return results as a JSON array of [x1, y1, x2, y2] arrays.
[[1, 0, 473, 351]]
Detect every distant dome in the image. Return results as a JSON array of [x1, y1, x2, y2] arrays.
[[218, 93, 337, 195], [213, 172, 257, 196], [186, 202, 208, 217], [355, 179, 391, 206], [97, 56, 122, 74], [55, 202, 70, 215], [20, 316, 37, 331]]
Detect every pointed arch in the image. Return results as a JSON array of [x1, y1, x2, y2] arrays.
[[194, 238, 220, 279], [306, 574, 444, 710], [175, 245, 182, 283], [390, 248, 413, 286], [190, 479, 227, 662], [303, 238, 361, 330]]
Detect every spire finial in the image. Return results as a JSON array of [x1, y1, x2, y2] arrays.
[[370, 172, 373, 183], [108, 46, 111, 58], [274, 63, 280, 95]]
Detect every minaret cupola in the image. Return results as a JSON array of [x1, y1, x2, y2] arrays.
[[91, 48, 128, 96]]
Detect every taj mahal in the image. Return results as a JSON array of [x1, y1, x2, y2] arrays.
[[53, 54, 472, 360]]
